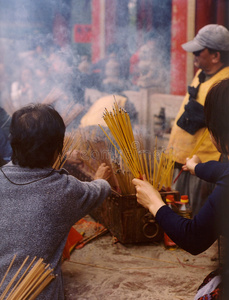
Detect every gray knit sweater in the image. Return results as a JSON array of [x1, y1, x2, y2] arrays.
[[0, 162, 111, 299]]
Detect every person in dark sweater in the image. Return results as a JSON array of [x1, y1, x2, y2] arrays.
[[133, 79, 229, 299], [0, 104, 111, 299]]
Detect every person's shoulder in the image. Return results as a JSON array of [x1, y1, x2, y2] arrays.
[[221, 65, 229, 71], [214, 65, 229, 78]]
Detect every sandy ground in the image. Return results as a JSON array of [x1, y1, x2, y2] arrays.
[[62, 219, 218, 300]]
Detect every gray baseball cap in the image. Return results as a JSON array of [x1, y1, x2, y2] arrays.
[[182, 24, 229, 52]]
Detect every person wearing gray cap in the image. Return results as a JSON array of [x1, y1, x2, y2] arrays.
[[167, 24, 229, 216]]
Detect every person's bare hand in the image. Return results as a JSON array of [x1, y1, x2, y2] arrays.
[[182, 155, 201, 175], [94, 163, 111, 180], [132, 175, 165, 216]]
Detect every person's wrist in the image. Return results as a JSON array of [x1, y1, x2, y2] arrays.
[[192, 163, 198, 174], [148, 202, 165, 217]]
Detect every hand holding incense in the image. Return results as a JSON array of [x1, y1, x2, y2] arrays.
[[94, 163, 112, 181], [132, 175, 166, 216], [173, 129, 209, 184], [182, 155, 201, 175]]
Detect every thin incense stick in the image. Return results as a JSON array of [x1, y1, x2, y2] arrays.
[[0, 256, 29, 300], [0, 255, 16, 290], [190, 128, 209, 157], [0, 257, 55, 300], [6, 257, 37, 299], [173, 129, 209, 184], [99, 99, 143, 179], [143, 152, 150, 182], [149, 153, 152, 184]]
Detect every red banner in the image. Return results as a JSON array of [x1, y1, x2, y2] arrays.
[[74, 24, 92, 43], [170, 0, 188, 95]]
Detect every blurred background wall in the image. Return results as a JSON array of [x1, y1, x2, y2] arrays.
[[0, 0, 228, 96]]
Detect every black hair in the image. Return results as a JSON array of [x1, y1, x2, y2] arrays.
[[205, 78, 229, 154], [10, 104, 65, 168]]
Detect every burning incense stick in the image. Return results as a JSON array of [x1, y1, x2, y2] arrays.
[[52, 131, 82, 170]]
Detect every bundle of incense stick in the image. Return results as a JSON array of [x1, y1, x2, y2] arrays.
[[99, 100, 176, 191], [112, 148, 174, 193], [0, 255, 55, 300], [52, 130, 82, 170], [42, 88, 84, 127], [61, 103, 84, 127], [112, 160, 135, 195], [114, 169, 135, 195], [133, 134, 175, 190], [99, 100, 144, 179], [69, 128, 110, 173], [73, 128, 118, 184], [66, 128, 98, 174], [152, 148, 175, 191], [85, 138, 120, 189], [139, 151, 152, 183]]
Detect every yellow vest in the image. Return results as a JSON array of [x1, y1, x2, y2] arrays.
[[167, 66, 229, 164]]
